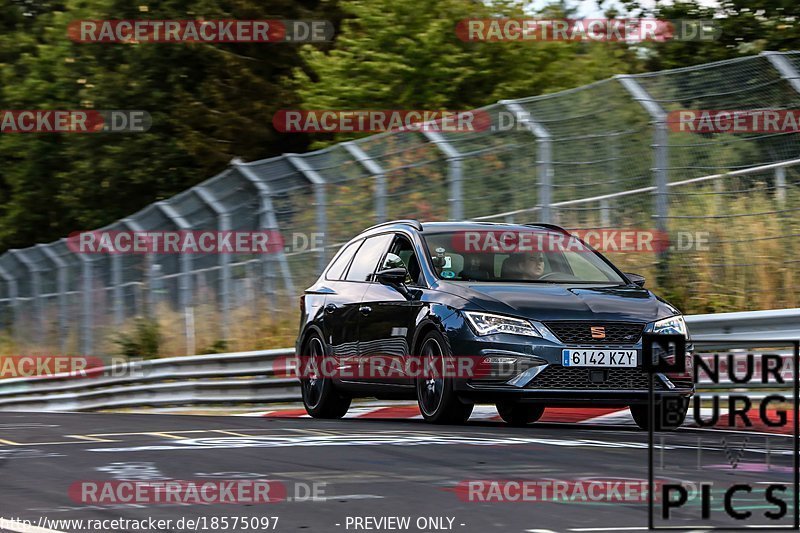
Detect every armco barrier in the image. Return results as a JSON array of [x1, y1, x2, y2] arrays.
[[0, 309, 797, 411], [686, 308, 800, 341], [0, 348, 299, 411]]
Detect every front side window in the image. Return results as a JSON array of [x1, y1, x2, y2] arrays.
[[345, 233, 394, 281], [379, 235, 424, 286], [423, 229, 624, 284], [325, 239, 362, 280]]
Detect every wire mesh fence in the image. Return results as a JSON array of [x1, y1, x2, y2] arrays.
[[1, 51, 800, 356]]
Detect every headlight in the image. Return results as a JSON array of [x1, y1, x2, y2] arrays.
[[652, 315, 688, 338], [464, 312, 542, 337]]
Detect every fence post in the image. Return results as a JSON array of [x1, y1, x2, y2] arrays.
[[122, 217, 153, 320], [156, 201, 193, 354], [10, 249, 43, 346], [775, 166, 787, 206], [603, 136, 619, 226], [600, 199, 611, 228], [617, 75, 670, 267], [421, 131, 463, 220], [762, 53, 800, 211], [762, 51, 800, 94], [110, 254, 123, 326], [148, 260, 161, 316], [286, 155, 328, 274], [194, 186, 231, 340], [500, 100, 553, 223], [232, 159, 296, 300], [0, 265, 18, 347], [38, 243, 69, 353], [77, 255, 93, 355], [156, 202, 192, 312], [342, 141, 387, 223]]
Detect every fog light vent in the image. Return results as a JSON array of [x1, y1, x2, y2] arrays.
[[588, 370, 607, 384]]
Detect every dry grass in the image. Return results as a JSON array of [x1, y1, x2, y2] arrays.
[[0, 178, 796, 359]]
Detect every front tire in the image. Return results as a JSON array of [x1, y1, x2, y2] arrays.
[[630, 398, 688, 431], [496, 402, 545, 426], [300, 333, 351, 419], [415, 330, 473, 424]]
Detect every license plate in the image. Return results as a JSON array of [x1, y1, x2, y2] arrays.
[[562, 349, 637, 367]]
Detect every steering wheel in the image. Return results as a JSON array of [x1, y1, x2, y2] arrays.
[[537, 271, 581, 281]]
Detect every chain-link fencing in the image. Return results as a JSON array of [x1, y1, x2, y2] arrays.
[[1, 51, 799, 356]]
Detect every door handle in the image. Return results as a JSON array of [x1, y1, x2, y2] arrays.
[[359, 305, 372, 315], [324, 303, 338, 314]]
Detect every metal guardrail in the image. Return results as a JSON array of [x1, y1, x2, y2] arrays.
[[0, 310, 796, 411], [686, 308, 800, 341], [0, 348, 299, 411]]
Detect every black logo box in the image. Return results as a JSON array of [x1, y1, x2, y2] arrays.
[[644, 336, 800, 530]]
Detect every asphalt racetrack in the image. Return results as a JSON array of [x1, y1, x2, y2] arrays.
[[0, 410, 796, 533]]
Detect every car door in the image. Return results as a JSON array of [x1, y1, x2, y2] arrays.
[[328, 233, 394, 381], [357, 233, 424, 385], [318, 239, 367, 373]]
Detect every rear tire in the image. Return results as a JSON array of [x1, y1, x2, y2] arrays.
[[496, 402, 545, 426], [300, 333, 351, 419], [415, 330, 473, 424], [630, 398, 688, 431]]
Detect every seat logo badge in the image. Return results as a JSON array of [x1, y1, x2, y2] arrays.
[[590, 326, 606, 339]]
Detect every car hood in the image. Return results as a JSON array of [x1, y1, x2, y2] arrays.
[[438, 281, 678, 323]]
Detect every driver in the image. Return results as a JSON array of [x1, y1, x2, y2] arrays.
[[502, 252, 545, 280]]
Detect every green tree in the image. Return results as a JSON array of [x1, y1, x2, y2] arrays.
[[0, 0, 342, 249], [609, 0, 800, 69], [294, 0, 641, 146]]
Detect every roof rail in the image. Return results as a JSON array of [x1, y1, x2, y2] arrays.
[[362, 219, 423, 233], [522, 222, 571, 235]]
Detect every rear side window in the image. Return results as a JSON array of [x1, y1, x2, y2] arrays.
[[345, 234, 393, 281], [325, 240, 362, 280]]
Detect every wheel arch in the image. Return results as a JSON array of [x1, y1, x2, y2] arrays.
[[297, 324, 326, 356]]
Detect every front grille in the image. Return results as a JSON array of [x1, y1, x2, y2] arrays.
[[545, 321, 644, 345], [527, 366, 659, 390]]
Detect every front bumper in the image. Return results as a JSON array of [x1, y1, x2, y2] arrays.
[[446, 317, 694, 406]]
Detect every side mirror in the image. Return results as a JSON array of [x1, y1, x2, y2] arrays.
[[375, 267, 411, 299], [625, 273, 646, 288], [375, 267, 408, 286]]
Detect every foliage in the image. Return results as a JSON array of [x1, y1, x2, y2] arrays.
[[114, 317, 160, 359], [609, 0, 800, 69], [0, 0, 341, 250]]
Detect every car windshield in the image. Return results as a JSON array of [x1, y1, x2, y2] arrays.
[[423, 229, 626, 284]]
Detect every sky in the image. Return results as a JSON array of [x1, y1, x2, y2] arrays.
[[528, 0, 721, 18]]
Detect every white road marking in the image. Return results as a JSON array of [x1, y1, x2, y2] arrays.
[[570, 526, 647, 531], [0, 517, 66, 533], [577, 409, 632, 425], [89, 433, 656, 452], [569, 527, 783, 531], [0, 424, 59, 429], [470, 405, 502, 420], [316, 494, 384, 500]]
